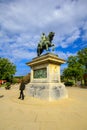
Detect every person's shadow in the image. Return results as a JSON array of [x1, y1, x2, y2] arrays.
[[0, 95, 4, 98]]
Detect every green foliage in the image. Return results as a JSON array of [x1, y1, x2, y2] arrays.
[[12, 78, 19, 84], [77, 48, 87, 85], [5, 82, 11, 89], [6, 82, 11, 86], [63, 67, 72, 81], [63, 49, 86, 85], [77, 48, 87, 70], [67, 56, 78, 67], [0, 58, 16, 81], [64, 81, 74, 86]]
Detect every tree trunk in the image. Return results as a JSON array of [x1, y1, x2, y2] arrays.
[[83, 74, 87, 86]]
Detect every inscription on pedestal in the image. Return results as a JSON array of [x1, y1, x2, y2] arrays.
[[33, 68, 47, 78]]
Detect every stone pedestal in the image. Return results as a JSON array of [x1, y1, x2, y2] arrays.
[[26, 53, 68, 101]]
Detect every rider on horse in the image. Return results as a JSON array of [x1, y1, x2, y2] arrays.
[[37, 32, 55, 56], [39, 33, 47, 48]]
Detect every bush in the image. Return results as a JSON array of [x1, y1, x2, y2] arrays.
[[64, 81, 74, 87], [5, 82, 11, 90], [12, 78, 19, 84]]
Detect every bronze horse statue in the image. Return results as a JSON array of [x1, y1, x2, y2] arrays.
[[37, 32, 55, 56]]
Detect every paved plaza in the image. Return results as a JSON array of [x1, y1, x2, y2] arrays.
[[0, 85, 87, 130]]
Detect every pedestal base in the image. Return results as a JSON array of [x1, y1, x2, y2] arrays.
[[26, 82, 68, 101]]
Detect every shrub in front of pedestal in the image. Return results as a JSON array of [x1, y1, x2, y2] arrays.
[[5, 82, 11, 90], [64, 81, 74, 87]]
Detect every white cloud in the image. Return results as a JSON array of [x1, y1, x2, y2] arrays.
[[60, 29, 80, 48], [82, 21, 87, 41], [55, 51, 76, 60], [0, 0, 87, 75], [0, 0, 87, 34], [12, 49, 36, 60]]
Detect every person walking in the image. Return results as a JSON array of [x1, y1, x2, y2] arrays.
[[18, 79, 25, 100]]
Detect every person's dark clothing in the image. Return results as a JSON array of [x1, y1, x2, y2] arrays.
[[18, 81, 25, 100], [19, 82, 25, 91]]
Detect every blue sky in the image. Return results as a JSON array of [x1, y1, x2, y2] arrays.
[[0, 0, 87, 76]]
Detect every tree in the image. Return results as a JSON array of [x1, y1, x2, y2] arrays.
[[63, 56, 84, 84], [77, 48, 87, 85], [63, 67, 72, 81], [77, 48, 87, 70], [0, 58, 16, 82], [68, 56, 84, 83]]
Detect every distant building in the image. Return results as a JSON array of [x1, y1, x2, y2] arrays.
[[0, 80, 6, 85]]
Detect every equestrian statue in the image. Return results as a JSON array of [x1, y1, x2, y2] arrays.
[[37, 32, 55, 56]]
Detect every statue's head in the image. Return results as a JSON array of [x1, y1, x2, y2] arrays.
[[50, 32, 55, 36], [48, 32, 55, 42]]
